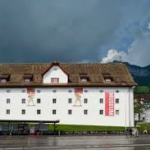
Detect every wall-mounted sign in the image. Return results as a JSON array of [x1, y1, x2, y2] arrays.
[[105, 92, 114, 116]]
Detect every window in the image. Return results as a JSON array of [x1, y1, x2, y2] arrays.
[[68, 110, 72, 115], [6, 109, 10, 114], [1, 79, 7, 83], [105, 78, 112, 82], [53, 89, 57, 93], [6, 90, 11, 93], [84, 110, 88, 115], [84, 98, 88, 103], [22, 99, 26, 104], [37, 110, 41, 114], [37, 89, 41, 93], [84, 90, 88, 93], [52, 110, 56, 115], [100, 99, 103, 103], [37, 99, 41, 104], [116, 90, 119, 93], [102, 73, 113, 83], [68, 98, 72, 104], [68, 90, 72, 93], [81, 78, 88, 82], [53, 98, 56, 103], [100, 110, 103, 115], [23, 74, 33, 82], [115, 110, 119, 115], [51, 78, 59, 83], [115, 99, 119, 104], [22, 109, 26, 114], [0, 74, 10, 82], [22, 90, 26, 93], [6, 99, 10, 104], [24, 79, 31, 82]]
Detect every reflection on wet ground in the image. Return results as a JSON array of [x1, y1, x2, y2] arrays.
[[0, 135, 150, 150]]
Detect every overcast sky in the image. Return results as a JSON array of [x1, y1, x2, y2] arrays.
[[0, 0, 150, 66]]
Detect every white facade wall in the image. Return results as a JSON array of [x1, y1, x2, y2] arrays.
[[43, 66, 68, 83], [145, 110, 150, 123], [0, 87, 134, 127]]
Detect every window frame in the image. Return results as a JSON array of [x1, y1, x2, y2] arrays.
[[51, 78, 59, 84], [68, 110, 72, 115], [37, 98, 41, 104], [52, 109, 56, 115], [22, 109, 26, 114], [84, 110, 88, 115], [115, 98, 119, 104], [6, 109, 10, 114], [52, 98, 57, 104], [22, 99, 26, 104], [68, 98, 72, 104], [115, 110, 119, 115], [100, 110, 103, 115], [100, 98, 103, 103], [6, 98, 10, 104], [84, 98, 88, 104], [37, 109, 41, 115]]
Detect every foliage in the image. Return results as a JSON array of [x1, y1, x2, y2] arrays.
[[134, 86, 150, 94], [134, 104, 144, 114], [136, 123, 150, 131]]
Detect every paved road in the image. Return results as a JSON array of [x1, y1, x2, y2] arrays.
[[0, 135, 150, 150]]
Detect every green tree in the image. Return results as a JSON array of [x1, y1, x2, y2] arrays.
[[134, 102, 144, 121], [134, 86, 150, 94]]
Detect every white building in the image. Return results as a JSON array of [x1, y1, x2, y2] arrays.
[[0, 62, 137, 127], [134, 94, 150, 123]]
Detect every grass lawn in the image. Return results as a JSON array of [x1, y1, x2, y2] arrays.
[[49, 124, 126, 131]]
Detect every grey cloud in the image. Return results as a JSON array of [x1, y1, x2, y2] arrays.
[[0, 0, 150, 63]]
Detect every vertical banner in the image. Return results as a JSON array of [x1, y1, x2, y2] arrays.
[[74, 87, 83, 106], [105, 92, 114, 116], [27, 88, 35, 106]]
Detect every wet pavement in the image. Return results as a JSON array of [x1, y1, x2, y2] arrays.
[[0, 135, 150, 150]]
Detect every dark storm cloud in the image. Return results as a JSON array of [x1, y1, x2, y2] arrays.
[[0, 0, 150, 63]]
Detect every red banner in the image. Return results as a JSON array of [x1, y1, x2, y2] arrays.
[[74, 87, 83, 94], [27, 88, 35, 94], [105, 92, 114, 116]]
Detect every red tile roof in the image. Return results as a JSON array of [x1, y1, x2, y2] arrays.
[[0, 62, 137, 87]]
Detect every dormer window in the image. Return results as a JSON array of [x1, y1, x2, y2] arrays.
[[1, 79, 7, 83], [80, 77, 90, 82], [102, 73, 113, 83], [0, 74, 10, 83], [79, 73, 90, 83], [51, 78, 59, 84], [42, 62, 68, 84], [81, 78, 88, 82], [24, 79, 31, 82], [23, 74, 33, 82], [105, 78, 112, 82]]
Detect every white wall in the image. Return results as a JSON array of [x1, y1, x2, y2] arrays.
[[144, 109, 150, 123], [43, 66, 68, 83], [0, 87, 134, 127]]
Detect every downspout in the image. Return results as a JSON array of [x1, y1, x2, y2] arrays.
[[125, 90, 126, 130], [129, 87, 130, 127]]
